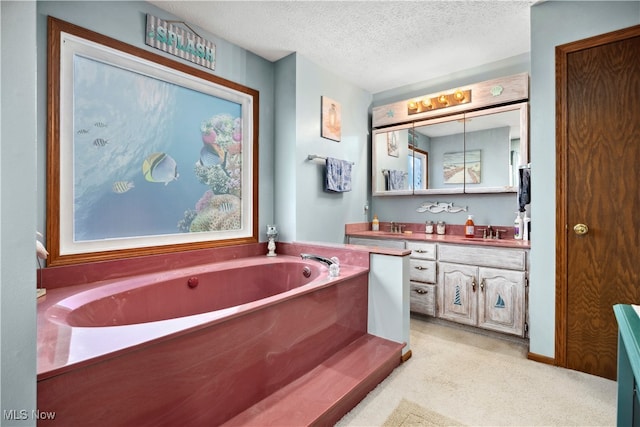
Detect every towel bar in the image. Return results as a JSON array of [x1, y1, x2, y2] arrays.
[[307, 154, 354, 165]]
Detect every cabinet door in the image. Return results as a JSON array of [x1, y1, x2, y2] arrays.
[[438, 262, 478, 325], [477, 267, 526, 336]]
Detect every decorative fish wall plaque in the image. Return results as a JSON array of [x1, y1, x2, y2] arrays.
[[416, 201, 468, 214]]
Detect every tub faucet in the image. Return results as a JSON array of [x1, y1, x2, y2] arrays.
[[300, 253, 336, 266]]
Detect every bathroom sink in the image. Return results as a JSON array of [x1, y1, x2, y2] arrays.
[[372, 231, 408, 237]]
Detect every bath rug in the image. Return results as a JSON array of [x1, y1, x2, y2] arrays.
[[383, 399, 465, 427]]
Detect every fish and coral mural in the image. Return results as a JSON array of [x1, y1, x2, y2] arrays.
[[71, 54, 246, 242]]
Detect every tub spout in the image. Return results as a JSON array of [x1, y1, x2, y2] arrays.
[[300, 253, 336, 267]]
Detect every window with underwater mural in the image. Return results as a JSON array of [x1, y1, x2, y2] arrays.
[[47, 18, 258, 266]]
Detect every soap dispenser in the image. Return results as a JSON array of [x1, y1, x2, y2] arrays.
[[514, 212, 523, 240], [464, 215, 475, 238], [523, 211, 530, 241], [372, 214, 380, 231]]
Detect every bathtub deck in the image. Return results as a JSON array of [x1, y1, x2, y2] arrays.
[[222, 334, 403, 426]]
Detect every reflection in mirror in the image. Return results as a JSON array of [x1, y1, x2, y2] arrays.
[[412, 114, 465, 193], [463, 105, 524, 192], [373, 126, 413, 195], [408, 145, 428, 190]]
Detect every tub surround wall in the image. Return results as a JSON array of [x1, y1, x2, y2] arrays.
[[278, 241, 373, 267], [39, 243, 269, 290], [38, 241, 373, 291], [368, 253, 410, 357]]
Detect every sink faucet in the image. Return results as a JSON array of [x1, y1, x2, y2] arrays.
[[389, 222, 404, 233], [300, 253, 336, 266]]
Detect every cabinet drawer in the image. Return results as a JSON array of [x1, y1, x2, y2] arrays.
[[348, 237, 405, 249], [439, 244, 526, 271], [406, 241, 437, 260], [410, 282, 436, 316], [410, 259, 437, 283]]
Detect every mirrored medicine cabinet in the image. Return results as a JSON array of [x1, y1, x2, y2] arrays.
[[372, 101, 528, 196]]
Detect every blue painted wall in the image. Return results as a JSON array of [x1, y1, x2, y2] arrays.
[[1, 2, 38, 423], [274, 54, 372, 243]]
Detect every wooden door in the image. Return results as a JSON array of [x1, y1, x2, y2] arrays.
[[478, 268, 526, 337], [556, 25, 640, 380], [438, 262, 478, 326]]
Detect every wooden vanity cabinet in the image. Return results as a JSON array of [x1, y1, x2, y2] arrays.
[[438, 244, 527, 337], [347, 235, 529, 337]]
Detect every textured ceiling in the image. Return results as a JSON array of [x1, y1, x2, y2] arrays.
[[147, 1, 534, 94]]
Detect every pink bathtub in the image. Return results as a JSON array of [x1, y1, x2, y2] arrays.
[[37, 254, 370, 426], [49, 256, 325, 328]]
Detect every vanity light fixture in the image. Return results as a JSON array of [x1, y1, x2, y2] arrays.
[[407, 88, 472, 115]]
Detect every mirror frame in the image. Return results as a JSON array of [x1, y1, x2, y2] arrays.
[[372, 102, 528, 196]]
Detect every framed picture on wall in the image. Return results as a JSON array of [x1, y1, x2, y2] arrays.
[[46, 17, 259, 266], [321, 96, 341, 142]]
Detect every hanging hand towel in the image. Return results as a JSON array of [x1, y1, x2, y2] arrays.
[[518, 167, 531, 210], [324, 157, 352, 192], [386, 169, 406, 190]]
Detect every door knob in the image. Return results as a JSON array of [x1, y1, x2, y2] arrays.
[[573, 223, 589, 235]]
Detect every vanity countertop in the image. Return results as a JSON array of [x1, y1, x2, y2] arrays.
[[346, 229, 531, 249]]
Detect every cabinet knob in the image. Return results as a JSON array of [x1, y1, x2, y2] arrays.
[[415, 249, 426, 253], [414, 288, 428, 294], [472, 278, 477, 292], [414, 265, 428, 270], [480, 278, 485, 292]]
